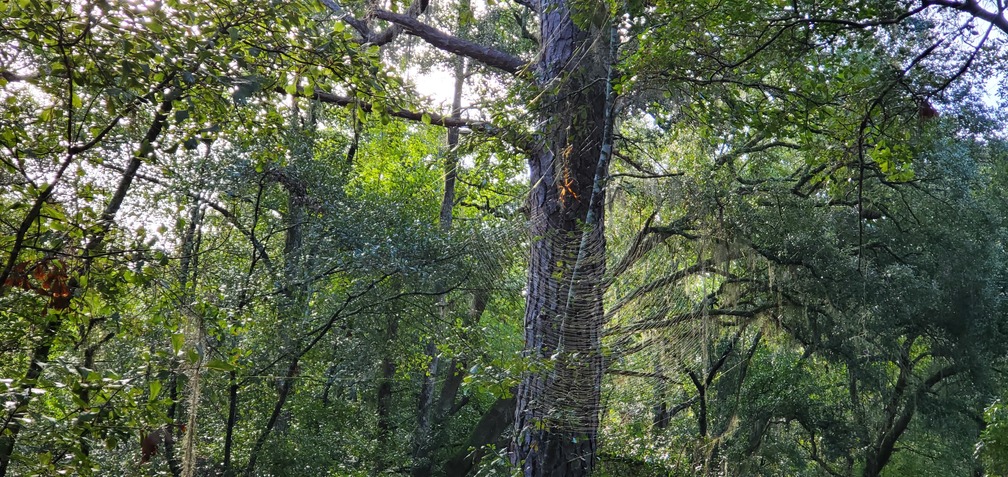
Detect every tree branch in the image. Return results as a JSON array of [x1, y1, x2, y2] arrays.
[[319, 0, 430, 46], [513, 0, 536, 12], [372, 9, 528, 74], [607, 368, 671, 380], [277, 86, 495, 131], [317, 0, 370, 38], [0, 70, 37, 83], [605, 214, 696, 287], [923, 0, 1008, 35], [608, 305, 772, 336]]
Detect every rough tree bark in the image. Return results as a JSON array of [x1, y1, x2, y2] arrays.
[[318, 1, 615, 474], [511, 2, 614, 476]]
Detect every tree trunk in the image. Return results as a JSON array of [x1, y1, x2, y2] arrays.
[[688, 371, 708, 439], [165, 372, 184, 477], [511, 2, 613, 475], [374, 315, 399, 474], [243, 359, 299, 477], [446, 396, 516, 477], [244, 111, 312, 476], [412, 55, 466, 477], [0, 317, 61, 477], [0, 97, 172, 477], [223, 370, 239, 476], [174, 197, 204, 477], [652, 362, 669, 431]]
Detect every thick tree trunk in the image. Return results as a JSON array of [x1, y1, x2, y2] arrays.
[[511, 2, 612, 476], [445, 396, 516, 477]]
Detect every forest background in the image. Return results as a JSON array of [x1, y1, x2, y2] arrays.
[[2, 0, 1008, 476]]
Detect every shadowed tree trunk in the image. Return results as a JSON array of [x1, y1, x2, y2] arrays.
[[446, 396, 516, 477], [164, 372, 184, 477], [243, 109, 313, 477], [375, 316, 399, 474], [314, 1, 617, 474], [223, 370, 239, 476], [412, 53, 467, 477], [243, 359, 300, 477]]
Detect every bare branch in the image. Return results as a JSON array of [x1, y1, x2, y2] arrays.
[[605, 259, 713, 318], [92, 155, 289, 283], [607, 369, 671, 380], [317, 0, 370, 37], [776, 4, 930, 29], [608, 305, 772, 336], [372, 9, 528, 74], [0, 70, 37, 83], [933, 18, 994, 94], [513, 10, 540, 45], [318, 0, 366, 34], [319, 0, 431, 46], [85, 92, 178, 256], [605, 214, 695, 287], [512, 0, 536, 12], [924, 0, 1008, 35]]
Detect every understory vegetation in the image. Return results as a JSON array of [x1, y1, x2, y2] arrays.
[[2, 0, 1008, 476]]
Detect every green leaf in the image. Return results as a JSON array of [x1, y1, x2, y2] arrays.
[[171, 333, 184, 355], [0, 130, 15, 147], [149, 380, 161, 401], [206, 359, 236, 372], [185, 348, 200, 364]]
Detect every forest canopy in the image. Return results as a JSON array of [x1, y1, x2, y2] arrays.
[[1, 0, 1008, 476]]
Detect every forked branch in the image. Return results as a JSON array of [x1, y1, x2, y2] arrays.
[[923, 0, 1008, 34]]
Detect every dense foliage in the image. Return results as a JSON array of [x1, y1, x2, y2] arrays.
[[1, 0, 1007, 476]]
